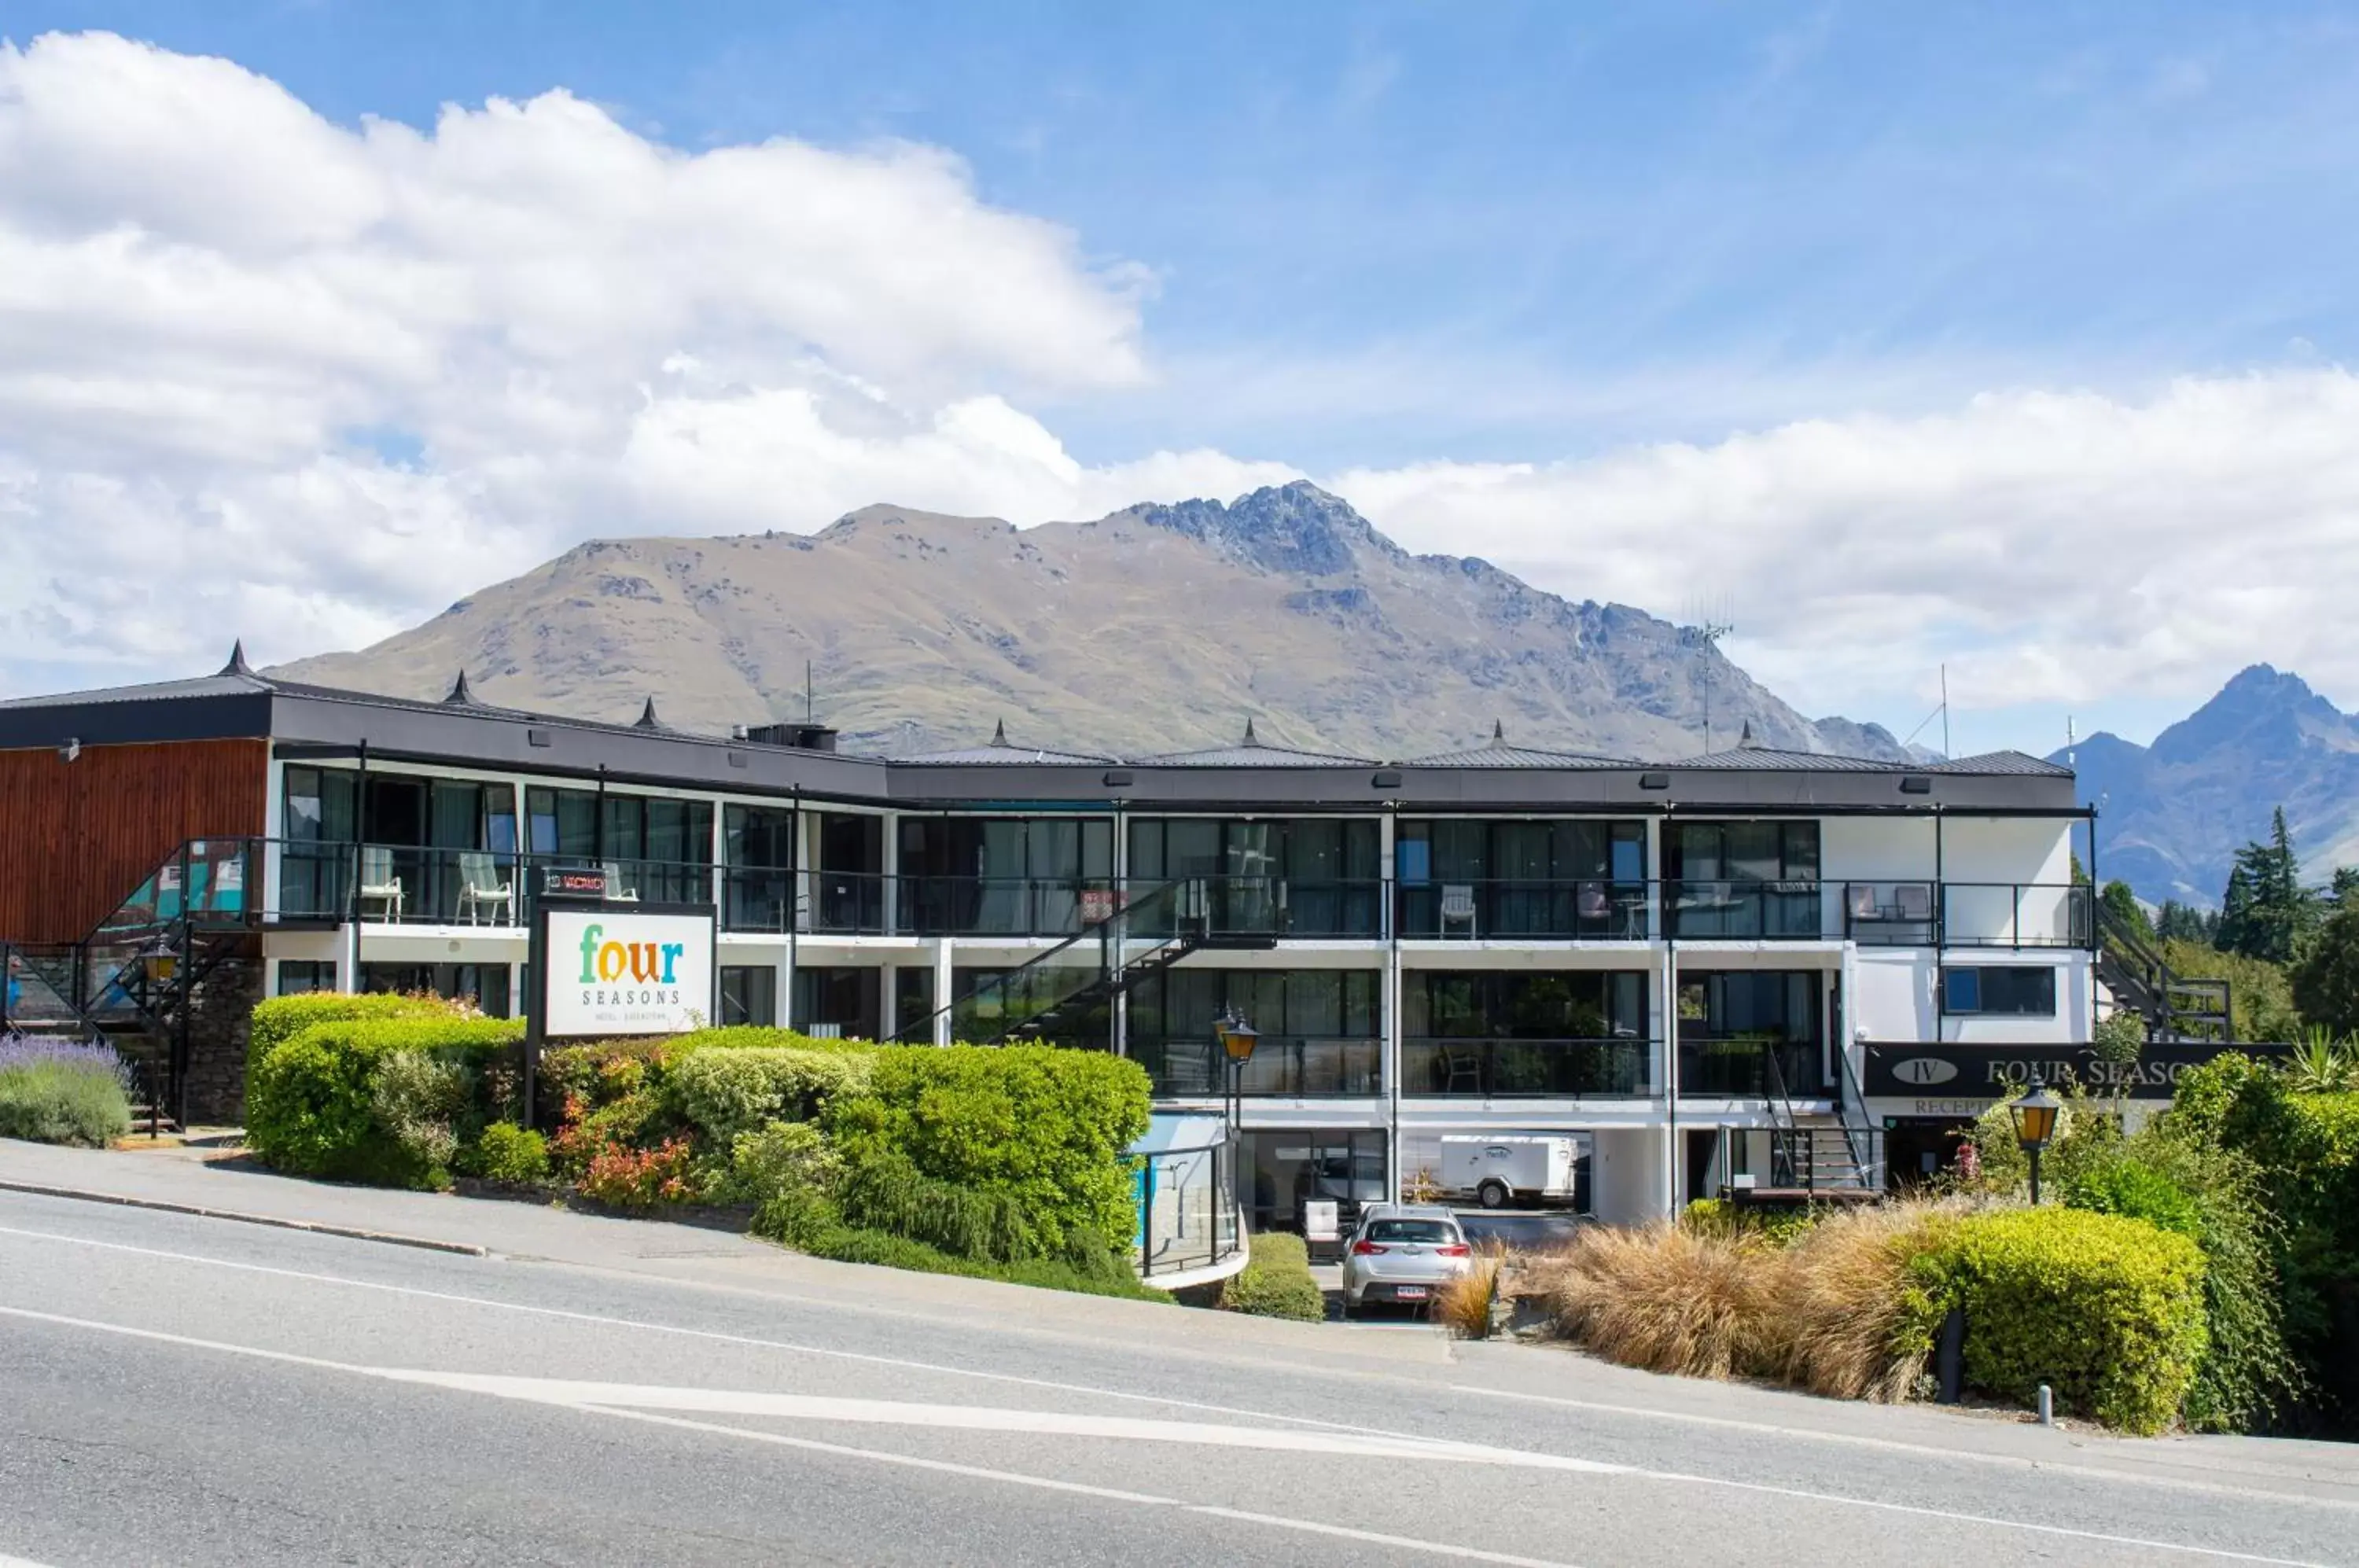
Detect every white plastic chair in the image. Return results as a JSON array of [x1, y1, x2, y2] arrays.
[[457, 852, 513, 926], [358, 847, 405, 922], [1439, 884, 1478, 939]]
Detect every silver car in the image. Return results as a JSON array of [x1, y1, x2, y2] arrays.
[[1340, 1204, 1471, 1318]]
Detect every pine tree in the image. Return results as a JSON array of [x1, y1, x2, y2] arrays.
[[2100, 879, 2155, 943], [2214, 808, 2319, 965]]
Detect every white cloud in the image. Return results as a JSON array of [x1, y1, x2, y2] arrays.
[[6, 31, 2359, 752], [1334, 370, 2359, 725]]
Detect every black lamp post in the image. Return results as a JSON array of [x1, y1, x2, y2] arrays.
[[2008, 1073, 2063, 1205], [1213, 1009, 1259, 1201]]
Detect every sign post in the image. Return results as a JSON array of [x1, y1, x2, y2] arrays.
[[522, 867, 717, 1128]]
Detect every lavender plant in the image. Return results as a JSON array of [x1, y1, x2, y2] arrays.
[[0, 1032, 134, 1146]]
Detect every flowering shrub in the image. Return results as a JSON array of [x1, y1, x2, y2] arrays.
[[0, 1032, 134, 1147], [579, 1136, 695, 1208]]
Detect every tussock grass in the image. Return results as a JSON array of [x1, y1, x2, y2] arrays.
[[1526, 1222, 1783, 1378], [1436, 1240, 1508, 1338], [1771, 1202, 1968, 1401]]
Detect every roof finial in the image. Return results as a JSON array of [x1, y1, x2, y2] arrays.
[[635, 697, 664, 731], [443, 669, 476, 705], [1491, 718, 1506, 745], [992, 718, 1009, 745], [1242, 716, 1260, 746], [219, 640, 255, 678], [1739, 720, 1755, 747]]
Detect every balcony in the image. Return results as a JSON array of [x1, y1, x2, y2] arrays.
[[1129, 1036, 1381, 1098], [1394, 880, 1653, 941], [1665, 880, 1825, 940], [1842, 882, 2092, 948], [1400, 1037, 1654, 1098], [1676, 1037, 1829, 1099]]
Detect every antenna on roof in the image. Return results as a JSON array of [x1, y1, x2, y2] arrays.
[[1678, 607, 1735, 754], [1941, 664, 1952, 761], [2066, 714, 2077, 770]]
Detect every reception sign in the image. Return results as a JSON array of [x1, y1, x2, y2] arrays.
[[540, 907, 716, 1037]]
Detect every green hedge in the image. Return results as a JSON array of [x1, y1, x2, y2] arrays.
[[1923, 1207, 2208, 1434], [1218, 1232, 1327, 1322], [246, 1016, 524, 1187], [663, 1047, 875, 1144], [826, 1045, 1151, 1250], [248, 992, 462, 1071]]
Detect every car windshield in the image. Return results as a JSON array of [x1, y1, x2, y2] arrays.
[[1365, 1220, 1456, 1244]]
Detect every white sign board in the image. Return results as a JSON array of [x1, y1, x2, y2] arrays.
[[542, 910, 714, 1037]]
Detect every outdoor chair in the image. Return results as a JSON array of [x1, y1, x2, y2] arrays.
[[1896, 882, 1934, 922], [602, 862, 641, 904], [1441, 1043, 1484, 1094], [1439, 884, 1478, 939], [457, 852, 513, 926], [1577, 880, 1610, 926], [1846, 883, 1879, 922], [358, 847, 405, 922]]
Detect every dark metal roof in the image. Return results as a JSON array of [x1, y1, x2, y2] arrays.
[[1401, 742, 1634, 769], [0, 671, 271, 709], [891, 723, 1121, 766], [1929, 750, 2075, 778]]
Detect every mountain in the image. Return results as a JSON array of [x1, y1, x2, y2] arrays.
[[274, 481, 1906, 763], [2056, 665, 2359, 907]]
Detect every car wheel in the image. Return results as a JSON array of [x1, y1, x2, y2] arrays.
[[1478, 1180, 1510, 1210]]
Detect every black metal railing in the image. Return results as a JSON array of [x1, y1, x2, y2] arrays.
[[1665, 880, 1826, 940], [1393, 879, 1654, 940], [1129, 1036, 1382, 1098], [1135, 1141, 1245, 1280], [1677, 1036, 1829, 1098], [1400, 1036, 1653, 1098]]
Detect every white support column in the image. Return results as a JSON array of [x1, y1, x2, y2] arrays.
[[1384, 938, 1404, 1205], [1660, 937, 1680, 1213], [933, 939, 955, 1047]]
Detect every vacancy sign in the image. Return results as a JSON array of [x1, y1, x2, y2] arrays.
[[543, 910, 715, 1037]]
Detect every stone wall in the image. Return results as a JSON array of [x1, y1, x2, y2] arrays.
[[180, 947, 260, 1126]]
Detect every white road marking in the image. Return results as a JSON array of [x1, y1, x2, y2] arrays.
[[0, 1305, 1588, 1568], [0, 1301, 2334, 1567], [0, 1221, 1391, 1435], [1451, 1383, 2359, 1510]]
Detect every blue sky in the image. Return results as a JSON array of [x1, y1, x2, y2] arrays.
[[4, 2, 2357, 753]]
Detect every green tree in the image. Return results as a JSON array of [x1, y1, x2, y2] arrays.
[[2215, 808, 2319, 966], [2332, 866, 2359, 910], [2100, 880, 2155, 944], [2157, 900, 2217, 944], [2291, 900, 2359, 1037]]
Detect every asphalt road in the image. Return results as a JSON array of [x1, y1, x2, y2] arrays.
[[2, 1179, 2355, 1566]]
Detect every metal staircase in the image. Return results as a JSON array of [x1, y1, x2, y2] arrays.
[[892, 878, 1276, 1047], [2095, 902, 2231, 1041], [1757, 1043, 1885, 1201], [1, 840, 263, 1134]]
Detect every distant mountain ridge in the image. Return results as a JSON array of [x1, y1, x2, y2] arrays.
[[274, 481, 1908, 764], [2055, 664, 2359, 906]]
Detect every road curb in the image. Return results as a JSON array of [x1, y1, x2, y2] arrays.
[[0, 1179, 491, 1257]]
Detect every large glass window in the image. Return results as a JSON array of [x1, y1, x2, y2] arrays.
[[1666, 821, 1822, 937], [359, 962, 512, 1018], [280, 767, 356, 917], [528, 788, 712, 904], [1395, 819, 1648, 937], [1676, 969, 1826, 1095], [719, 965, 777, 1027], [1241, 1128, 1387, 1235], [793, 966, 880, 1040], [1126, 968, 1382, 1095], [898, 816, 1114, 934], [1941, 966, 2056, 1016], [1400, 970, 1651, 1097], [723, 805, 797, 932], [1127, 819, 1381, 937]]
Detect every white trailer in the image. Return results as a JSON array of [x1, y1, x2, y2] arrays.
[[1441, 1135, 1583, 1210]]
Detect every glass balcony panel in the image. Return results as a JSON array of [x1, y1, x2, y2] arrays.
[[1400, 1038, 1653, 1098]]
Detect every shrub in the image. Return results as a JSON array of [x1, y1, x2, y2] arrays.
[[579, 1136, 696, 1207], [2168, 1055, 2359, 1418], [1532, 1222, 1781, 1378], [463, 1121, 551, 1185], [1437, 1241, 1507, 1339], [837, 1147, 1036, 1264], [826, 1045, 1151, 1250], [664, 1026, 880, 1055], [2091, 1008, 2148, 1066], [1919, 1206, 2208, 1434], [245, 1015, 523, 1187], [1772, 1202, 1967, 1402], [248, 992, 460, 1071], [726, 1119, 845, 1210], [664, 1046, 874, 1145], [370, 1049, 469, 1182], [0, 1034, 133, 1147], [2063, 1154, 2202, 1239], [1218, 1232, 1327, 1322]]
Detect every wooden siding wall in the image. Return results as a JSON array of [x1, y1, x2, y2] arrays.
[[0, 739, 268, 944]]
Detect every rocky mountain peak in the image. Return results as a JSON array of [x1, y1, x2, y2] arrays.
[[1133, 480, 1400, 577], [2150, 663, 2347, 767]]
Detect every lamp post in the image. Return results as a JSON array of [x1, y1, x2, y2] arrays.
[[1214, 1009, 1260, 1213], [2008, 1073, 2063, 1205]]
